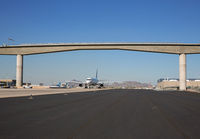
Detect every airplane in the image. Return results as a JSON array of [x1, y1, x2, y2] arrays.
[[76, 69, 104, 88]]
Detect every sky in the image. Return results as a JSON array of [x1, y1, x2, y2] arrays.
[[0, 0, 200, 85]]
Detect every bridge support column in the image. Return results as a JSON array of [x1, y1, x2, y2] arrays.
[[179, 53, 186, 91], [16, 54, 23, 88]]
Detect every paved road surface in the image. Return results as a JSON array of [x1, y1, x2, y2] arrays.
[[0, 89, 200, 139]]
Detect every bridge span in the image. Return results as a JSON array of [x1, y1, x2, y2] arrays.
[[1, 43, 200, 90]]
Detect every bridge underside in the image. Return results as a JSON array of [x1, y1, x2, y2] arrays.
[[1, 43, 200, 91]]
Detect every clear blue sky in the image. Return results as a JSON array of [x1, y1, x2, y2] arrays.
[[0, 0, 200, 85]]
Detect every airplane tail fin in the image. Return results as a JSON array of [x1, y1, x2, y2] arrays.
[[96, 69, 98, 79], [57, 82, 61, 87]]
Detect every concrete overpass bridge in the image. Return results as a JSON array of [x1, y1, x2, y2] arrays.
[[1, 43, 200, 90]]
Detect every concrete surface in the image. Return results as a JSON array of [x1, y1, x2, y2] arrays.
[[0, 89, 200, 139], [1, 43, 200, 55], [0, 88, 107, 98], [179, 53, 186, 90], [16, 55, 23, 87]]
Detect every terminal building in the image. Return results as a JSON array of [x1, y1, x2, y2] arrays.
[[0, 79, 16, 88], [157, 78, 200, 90]]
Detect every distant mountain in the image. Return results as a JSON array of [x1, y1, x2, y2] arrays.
[[105, 81, 153, 89]]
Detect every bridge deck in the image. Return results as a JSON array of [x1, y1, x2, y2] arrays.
[[1, 43, 200, 55]]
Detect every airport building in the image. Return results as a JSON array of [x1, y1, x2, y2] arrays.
[[0, 79, 16, 88], [157, 78, 200, 90]]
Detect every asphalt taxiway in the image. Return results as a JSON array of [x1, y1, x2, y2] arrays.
[[0, 89, 199, 139]]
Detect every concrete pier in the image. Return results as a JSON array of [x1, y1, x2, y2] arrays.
[[16, 55, 23, 88], [179, 53, 186, 91]]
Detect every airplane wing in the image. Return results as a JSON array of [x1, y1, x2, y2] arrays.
[[67, 80, 86, 84]]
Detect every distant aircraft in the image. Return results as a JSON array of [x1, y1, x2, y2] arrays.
[[50, 82, 67, 88], [73, 69, 104, 88]]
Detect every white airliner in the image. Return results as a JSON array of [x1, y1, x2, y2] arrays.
[[78, 70, 104, 88]]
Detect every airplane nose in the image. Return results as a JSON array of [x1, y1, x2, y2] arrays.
[[86, 80, 91, 84]]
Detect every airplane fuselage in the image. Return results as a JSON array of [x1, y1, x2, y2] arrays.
[[86, 78, 98, 85]]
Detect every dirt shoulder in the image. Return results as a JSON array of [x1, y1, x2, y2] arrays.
[[0, 88, 110, 98]]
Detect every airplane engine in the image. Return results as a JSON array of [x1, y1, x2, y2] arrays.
[[79, 84, 83, 87], [98, 84, 104, 88]]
